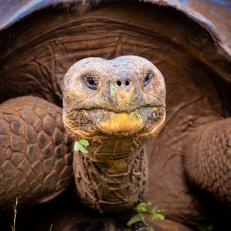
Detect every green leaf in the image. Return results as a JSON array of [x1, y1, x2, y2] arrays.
[[78, 145, 88, 153], [151, 208, 165, 221], [127, 214, 145, 227], [79, 139, 89, 147], [135, 202, 150, 213], [74, 141, 88, 153], [74, 142, 80, 151]]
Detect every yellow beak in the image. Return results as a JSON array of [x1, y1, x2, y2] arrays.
[[98, 112, 143, 133]]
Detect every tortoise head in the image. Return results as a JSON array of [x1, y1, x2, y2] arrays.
[[63, 56, 166, 139]]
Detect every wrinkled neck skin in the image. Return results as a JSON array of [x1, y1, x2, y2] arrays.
[[73, 134, 147, 212]]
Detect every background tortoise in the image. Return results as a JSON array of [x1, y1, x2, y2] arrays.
[[0, 0, 231, 231]]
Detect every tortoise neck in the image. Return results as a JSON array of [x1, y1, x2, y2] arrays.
[[73, 144, 147, 212]]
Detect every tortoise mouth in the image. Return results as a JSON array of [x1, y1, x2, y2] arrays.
[[95, 106, 165, 135], [96, 110, 145, 135], [64, 105, 165, 136]]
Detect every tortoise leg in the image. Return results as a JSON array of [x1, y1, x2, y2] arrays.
[[183, 118, 231, 203], [0, 96, 73, 209]]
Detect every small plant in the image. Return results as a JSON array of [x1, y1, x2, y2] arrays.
[[151, 208, 165, 222], [127, 202, 165, 231], [198, 224, 214, 231], [74, 139, 89, 153], [11, 197, 18, 231]]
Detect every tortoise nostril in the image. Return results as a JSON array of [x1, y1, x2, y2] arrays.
[[116, 79, 131, 87], [116, 80, 122, 86]]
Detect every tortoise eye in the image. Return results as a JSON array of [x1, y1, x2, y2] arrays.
[[84, 76, 98, 90], [143, 72, 153, 87]]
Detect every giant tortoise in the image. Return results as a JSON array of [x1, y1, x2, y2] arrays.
[[0, 0, 230, 231]]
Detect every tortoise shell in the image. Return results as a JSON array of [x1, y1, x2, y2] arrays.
[[0, 0, 230, 83]]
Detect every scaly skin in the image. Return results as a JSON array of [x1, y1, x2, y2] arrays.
[[62, 56, 166, 212], [183, 118, 231, 204], [0, 96, 73, 209]]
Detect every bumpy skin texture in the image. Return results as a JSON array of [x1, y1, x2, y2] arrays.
[[184, 118, 231, 203], [0, 96, 73, 209]]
